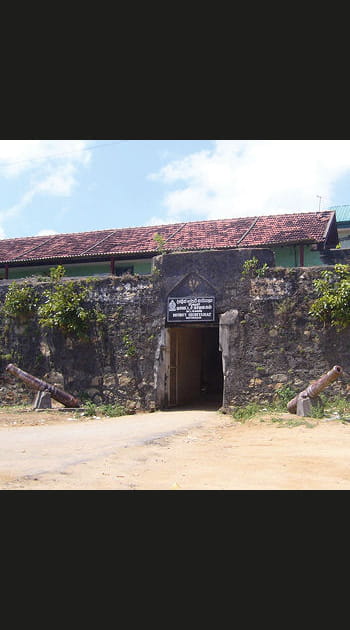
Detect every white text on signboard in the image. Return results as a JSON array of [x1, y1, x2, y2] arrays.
[[167, 297, 215, 322]]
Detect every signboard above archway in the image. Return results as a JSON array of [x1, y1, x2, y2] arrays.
[[166, 271, 217, 324], [167, 296, 215, 323]]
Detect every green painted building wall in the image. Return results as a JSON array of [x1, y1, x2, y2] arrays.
[[132, 260, 153, 274], [273, 245, 322, 267], [6, 258, 153, 280], [1, 245, 328, 280]]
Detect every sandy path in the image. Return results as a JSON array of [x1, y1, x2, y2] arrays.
[[1, 408, 350, 489]]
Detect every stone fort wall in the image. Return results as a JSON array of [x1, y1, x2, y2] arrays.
[[0, 249, 349, 411]]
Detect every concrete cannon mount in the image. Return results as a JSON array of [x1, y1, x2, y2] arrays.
[[5, 363, 81, 409], [287, 365, 343, 416]]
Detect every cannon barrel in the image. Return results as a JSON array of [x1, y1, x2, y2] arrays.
[[5, 363, 81, 408], [287, 365, 343, 414]]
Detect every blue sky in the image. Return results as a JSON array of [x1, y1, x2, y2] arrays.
[[0, 139, 350, 239]]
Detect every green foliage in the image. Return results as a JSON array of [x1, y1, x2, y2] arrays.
[[275, 298, 295, 316], [122, 333, 136, 357], [38, 282, 90, 336], [309, 401, 325, 419], [309, 263, 350, 331], [273, 384, 297, 410], [241, 257, 269, 279], [231, 402, 261, 421], [231, 384, 332, 422], [153, 232, 167, 253], [2, 266, 106, 340], [81, 400, 97, 416], [3, 281, 38, 319], [100, 403, 127, 417], [37, 266, 105, 339], [271, 417, 316, 428], [49, 265, 66, 281], [322, 395, 350, 423], [82, 401, 127, 417], [327, 394, 350, 416]]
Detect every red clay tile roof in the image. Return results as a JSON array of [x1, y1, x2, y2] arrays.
[[0, 211, 336, 264]]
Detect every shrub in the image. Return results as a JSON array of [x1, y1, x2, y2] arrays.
[[37, 266, 105, 339], [82, 401, 97, 416], [241, 257, 269, 279], [273, 384, 297, 410], [309, 263, 350, 331], [3, 281, 38, 319], [100, 404, 127, 417], [153, 232, 167, 253]]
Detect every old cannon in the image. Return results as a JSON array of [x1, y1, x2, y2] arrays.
[[5, 363, 81, 409], [287, 365, 343, 416]]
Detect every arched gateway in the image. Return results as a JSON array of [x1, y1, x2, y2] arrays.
[[153, 248, 274, 410]]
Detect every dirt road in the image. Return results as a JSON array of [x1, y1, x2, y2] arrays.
[[1, 407, 350, 489]]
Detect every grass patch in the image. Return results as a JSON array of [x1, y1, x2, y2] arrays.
[[272, 417, 316, 428], [0, 403, 32, 413], [231, 394, 350, 427], [231, 402, 262, 422], [325, 395, 350, 416], [81, 401, 127, 418]]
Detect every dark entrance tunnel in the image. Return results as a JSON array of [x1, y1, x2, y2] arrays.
[[168, 325, 223, 409]]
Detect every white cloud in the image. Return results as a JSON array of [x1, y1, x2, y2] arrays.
[[0, 140, 90, 177], [0, 165, 79, 222], [0, 140, 91, 237], [146, 215, 179, 226], [148, 140, 350, 222], [35, 229, 59, 236], [35, 163, 77, 196]]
